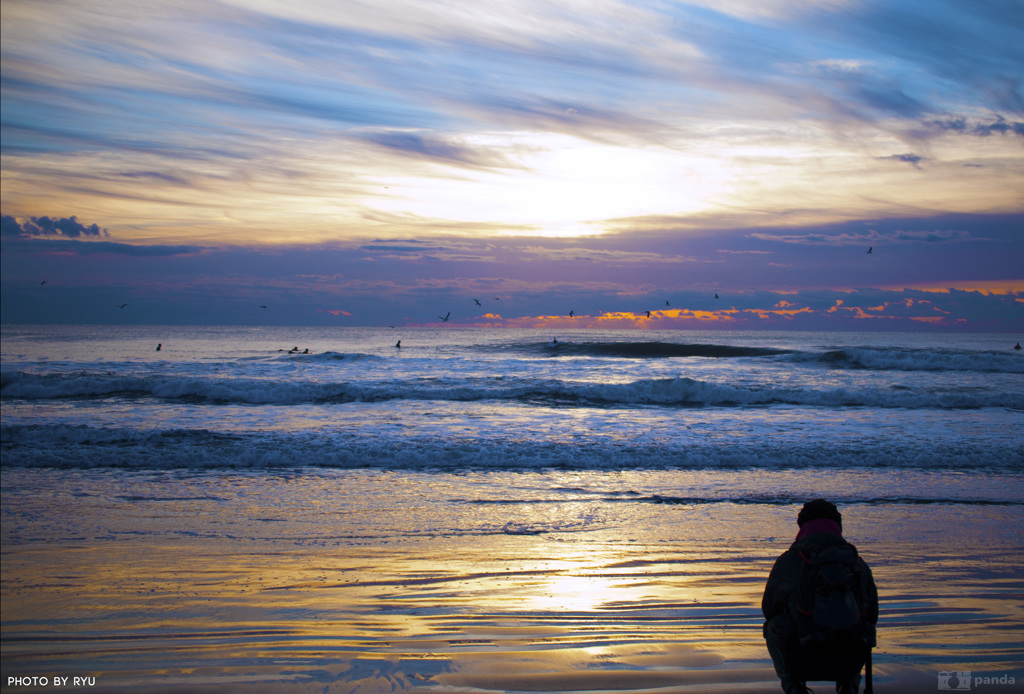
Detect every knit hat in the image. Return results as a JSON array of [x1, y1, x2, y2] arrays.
[[797, 499, 842, 530]]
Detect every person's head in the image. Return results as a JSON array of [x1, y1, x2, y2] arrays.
[[797, 499, 842, 531]]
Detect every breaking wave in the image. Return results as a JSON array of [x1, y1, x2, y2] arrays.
[[813, 347, 1024, 373], [486, 340, 1023, 374], [513, 341, 792, 359], [4, 369, 1022, 409]]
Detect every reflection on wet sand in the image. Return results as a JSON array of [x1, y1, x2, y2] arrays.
[[2, 470, 1022, 693]]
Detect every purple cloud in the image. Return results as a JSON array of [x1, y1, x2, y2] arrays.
[[2, 215, 108, 238]]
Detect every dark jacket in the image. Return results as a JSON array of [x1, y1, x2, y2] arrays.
[[762, 518, 879, 627]]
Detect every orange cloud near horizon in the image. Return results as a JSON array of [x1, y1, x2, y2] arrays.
[[875, 281, 1024, 295], [457, 299, 985, 329]]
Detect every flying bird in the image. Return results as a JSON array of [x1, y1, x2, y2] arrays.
[[569, 310, 574, 317], [867, 247, 873, 254], [665, 300, 670, 306], [40, 280, 46, 286], [117, 304, 128, 308], [715, 293, 719, 299], [439, 312, 451, 322], [645, 310, 651, 318], [474, 299, 482, 306], [260, 305, 267, 309]]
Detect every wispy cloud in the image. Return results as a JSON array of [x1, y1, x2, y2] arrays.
[[750, 227, 995, 246], [359, 131, 524, 169]]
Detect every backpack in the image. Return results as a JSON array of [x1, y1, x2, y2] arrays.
[[791, 540, 875, 683]]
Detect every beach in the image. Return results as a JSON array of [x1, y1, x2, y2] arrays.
[[3, 468, 1023, 693]]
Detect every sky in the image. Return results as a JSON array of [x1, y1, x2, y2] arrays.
[[1, 0, 1022, 330]]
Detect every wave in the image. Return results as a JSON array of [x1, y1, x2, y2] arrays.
[[273, 351, 383, 363], [512, 341, 792, 359], [465, 490, 1024, 508], [3, 424, 1021, 472], [495, 340, 1024, 374], [813, 347, 1024, 373], [642, 494, 1024, 507], [3, 369, 1022, 409]]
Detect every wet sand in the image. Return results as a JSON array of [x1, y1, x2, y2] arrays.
[[2, 469, 1023, 693]]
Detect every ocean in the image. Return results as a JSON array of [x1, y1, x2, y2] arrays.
[[2, 325, 1023, 692], [2, 325, 1022, 480]]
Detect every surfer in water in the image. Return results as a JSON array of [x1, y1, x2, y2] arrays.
[[396, 340, 401, 349], [1015, 342, 1022, 351]]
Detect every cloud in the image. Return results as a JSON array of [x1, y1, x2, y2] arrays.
[[2, 213, 209, 256], [926, 115, 1024, 138], [56, 241, 208, 256], [1, 236, 206, 257], [3, 222, 1020, 328], [360, 131, 520, 169], [360, 239, 454, 254], [881, 153, 924, 169], [4, 0, 1024, 247], [2, 214, 108, 238], [116, 170, 193, 186], [813, 63, 927, 121], [972, 118, 1024, 137], [518, 246, 695, 265], [750, 227, 992, 246], [462, 287, 1022, 331]]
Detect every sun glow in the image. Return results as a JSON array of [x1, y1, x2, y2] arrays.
[[531, 574, 615, 612], [373, 133, 734, 237]]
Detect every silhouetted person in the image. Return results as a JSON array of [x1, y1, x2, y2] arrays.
[[155, 344, 161, 351], [396, 340, 401, 349], [763, 500, 878, 694], [1015, 342, 1022, 351]]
